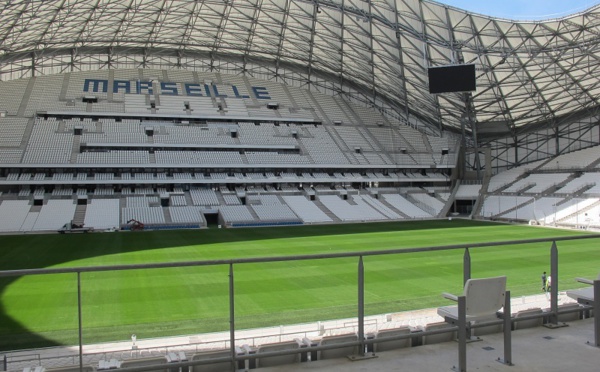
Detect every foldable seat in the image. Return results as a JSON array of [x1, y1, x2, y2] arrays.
[[513, 308, 544, 330], [421, 321, 456, 345], [557, 303, 583, 322], [256, 340, 301, 367], [46, 366, 93, 372], [317, 333, 358, 360], [120, 357, 167, 372], [373, 326, 412, 352], [437, 276, 507, 340], [191, 349, 236, 372], [566, 273, 599, 306]]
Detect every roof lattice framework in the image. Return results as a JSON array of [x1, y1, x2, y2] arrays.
[[0, 0, 599, 136]]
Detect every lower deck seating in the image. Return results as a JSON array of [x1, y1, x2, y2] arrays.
[[0, 188, 451, 231], [317, 333, 358, 360], [119, 357, 167, 372], [191, 349, 234, 372], [373, 326, 412, 352], [256, 340, 301, 368]]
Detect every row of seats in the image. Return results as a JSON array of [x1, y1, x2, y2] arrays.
[[0, 189, 449, 231], [2, 171, 447, 182]]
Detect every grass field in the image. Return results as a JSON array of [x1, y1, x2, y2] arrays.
[[0, 219, 599, 351]]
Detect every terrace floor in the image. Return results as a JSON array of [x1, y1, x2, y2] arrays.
[[260, 317, 600, 372]]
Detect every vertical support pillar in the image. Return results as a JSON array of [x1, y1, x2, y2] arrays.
[[77, 272, 83, 372], [550, 241, 559, 325], [593, 280, 600, 347], [358, 256, 365, 356], [463, 248, 471, 286], [500, 290, 513, 365], [457, 295, 467, 372], [229, 264, 236, 372]]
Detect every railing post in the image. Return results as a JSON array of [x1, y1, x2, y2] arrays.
[[457, 295, 467, 372], [594, 280, 600, 347], [358, 256, 365, 356], [3, 354, 7, 371], [229, 264, 236, 372], [544, 241, 567, 329], [463, 248, 471, 286], [550, 241, 558, 321], [499, 290, 513, 365], [77, 272, 83, 372]]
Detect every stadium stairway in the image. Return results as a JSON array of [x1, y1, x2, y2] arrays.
[[17, 77, 35, 117], [73, 204, 86, 226], [280, 84, 298, 107], [555, 199, 600, 225], [59, 73, 70, 101], [312, 198, 340, 222], [247, 204, 261, 221], [184, 192, 194, 206], [472, 176, 491, 219], [543, 173, 579, 194], [587, 156, 600, 169], [19, 118, 35, 151], [304, 90, 330, 123], [404, 194, 435, 216], [70, 135, 80, 163], [439, 181, 460, 218], [496, 196, 535, 219], [215, 190, 227, 206], [378, 197, 410, 219], [162, 207, 173, 224], [324, 125, 353, 154]]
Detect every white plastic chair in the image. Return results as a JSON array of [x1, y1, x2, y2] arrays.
[[437, 276, 507, 338]]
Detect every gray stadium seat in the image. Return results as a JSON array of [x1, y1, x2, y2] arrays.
[[46, 367, 94, 372], [514, 308, 544, 330], [191, 349, 237, 372], [421, 322, 456, 345], [437, 276, 507, 340], [256, 340, 301, 367], [566, 274, 599, 306], [373, 326, 412, 352], [317, 333, 358, 360], [120, 357, 168, 372]]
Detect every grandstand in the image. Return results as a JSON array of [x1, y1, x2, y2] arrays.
[[0, 68, 595, 231], [0, 76, 596, 230], [0, 70, 460, 231]]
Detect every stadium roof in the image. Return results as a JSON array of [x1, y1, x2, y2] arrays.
[[0, 0, 599, 136]]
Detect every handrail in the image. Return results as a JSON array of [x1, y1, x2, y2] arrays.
[[1, 234, 599, 278]]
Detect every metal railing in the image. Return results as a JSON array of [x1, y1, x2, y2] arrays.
[[1, 234, 600, 372]]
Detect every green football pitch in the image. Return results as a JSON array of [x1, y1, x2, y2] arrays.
[[0, 219, 598, 351]]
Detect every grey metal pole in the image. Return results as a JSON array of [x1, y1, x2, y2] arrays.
[[463, 248, 471, 286], [550, 241, 558, 325], [501, 290, 512, 365], [3, 354, 7, 371], [594, 280, 600, 347], [229, 264, 236, 372], [457, 295, 467, 372], [77, 272, 83, 372], [358, 256, 365, 356]]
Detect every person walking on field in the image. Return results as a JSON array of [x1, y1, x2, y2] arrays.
[[542, 271, 547, 291]]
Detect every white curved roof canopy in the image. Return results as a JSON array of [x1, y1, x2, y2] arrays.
[[0, 0, 599, 135]]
